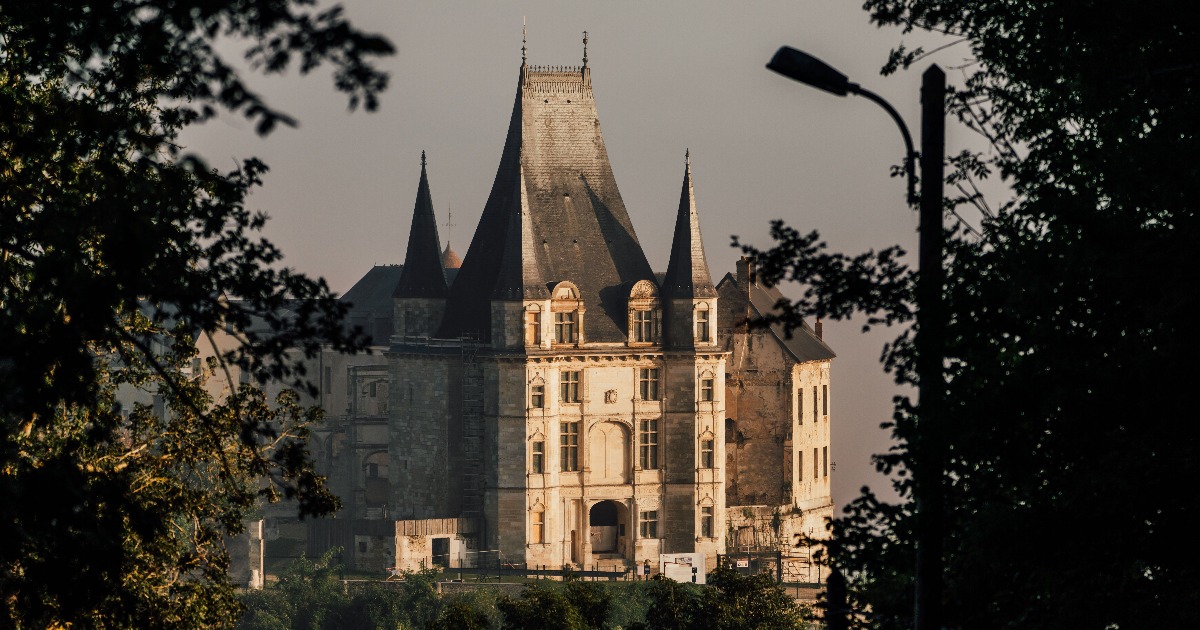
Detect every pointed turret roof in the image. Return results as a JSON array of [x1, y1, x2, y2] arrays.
[[661, 151, 717, 299], [440, 49, 655, 341], [394, 152, 448, 298]]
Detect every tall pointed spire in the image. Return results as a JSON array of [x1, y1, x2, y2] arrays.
[[394, 151, 448, 298], [661, 150, 717, 299], [521, 18, 527, 64]]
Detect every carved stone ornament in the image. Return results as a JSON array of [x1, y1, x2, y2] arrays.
[[604, 389, 618, 404]]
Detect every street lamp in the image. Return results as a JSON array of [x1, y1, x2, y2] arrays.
[[766, 47, 918, 206], [767, 45, 946, 630]]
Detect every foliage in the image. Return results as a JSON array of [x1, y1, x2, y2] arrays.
[[703, 566, 811, 629], [497, 584, 587, 630], [640, 575, 702, 630], [565, 577, 614, 629], [1, 0, 391, 626], [236, 552, 441, 630], [639, 568, 811, 630], [744, 1, 1200, 628], [430, 593, 497, 630], [240, 566, 807, 630]]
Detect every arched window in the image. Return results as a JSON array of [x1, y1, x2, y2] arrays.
[[525, 304, 542, 346], [699, 432, 716, 469], [698, 498, 716, 538], [698, 369, 716, 402], [530, 505, 546, 544], [529, 375, 546, 409]]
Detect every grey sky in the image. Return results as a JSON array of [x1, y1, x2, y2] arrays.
[[183, 1, 977, 511]]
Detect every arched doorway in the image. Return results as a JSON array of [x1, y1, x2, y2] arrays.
[[589, 500, 625, 554]]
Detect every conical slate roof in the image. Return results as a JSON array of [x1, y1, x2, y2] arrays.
[[440, 57, 654, 341], [661, 151, 717, 299], [394, 152, 448, 298], [492, 160, 550, 300]]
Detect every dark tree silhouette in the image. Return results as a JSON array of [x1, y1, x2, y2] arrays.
[[0, 1, 391, 626], [743, 2, 1200, 628]]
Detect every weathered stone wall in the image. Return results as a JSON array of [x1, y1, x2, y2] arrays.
[[393, 297, 446, 340], [488, 357, 530, 562], [717, 264, 833, 518], [388, 350, 461, 519], [722, 328, 793, 507], [724, 504, 830, 583]]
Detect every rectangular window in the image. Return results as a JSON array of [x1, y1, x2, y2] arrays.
[[798, 450, 803, 482], [640, 419, 659, 469], [700, 378, 715, 402], [526, 310, 542, 345], [696, 308, 711, 342], [531, 383, 545, 408], [700, 439, 715, 468], [701, 506, 714, 538], [369, 381, 378, 398], [812, 386, 818, 422], [797, 390, 803, 425], [822, 384, 829, 417], [560, 422, 579, 471], [639, 368, 660, 401], [554, 311, 577, 344], [531, 441, 545, 474], [560, 370, 581, 403], [633, 309, 655, 342], [813, 447, 819, 480], [639, 510, 659, 538], [823, 446, 829, 478], [531, 510, 545, 544]]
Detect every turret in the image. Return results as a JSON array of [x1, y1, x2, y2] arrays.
[[661, 151, 718, 349], [393, 151, 448, 339]]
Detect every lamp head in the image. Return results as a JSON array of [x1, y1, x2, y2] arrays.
[[767, 46, 854, 96]]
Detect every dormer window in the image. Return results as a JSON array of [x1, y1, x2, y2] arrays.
[[550, 282, 584, 346], [554, 311, 577, 343], [632, 309, 658, 343], [695, 304, 711, 343], [627, 280, 661, 345]]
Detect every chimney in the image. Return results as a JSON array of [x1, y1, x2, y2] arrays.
[[736, 256, 757, 290], [815, 318, 823, 340]]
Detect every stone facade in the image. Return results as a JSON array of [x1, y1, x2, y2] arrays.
[[371, 51, 833, 576], [223, 47, 836, 579]]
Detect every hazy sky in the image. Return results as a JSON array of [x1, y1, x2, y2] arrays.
[[183, 1, 979, 511]]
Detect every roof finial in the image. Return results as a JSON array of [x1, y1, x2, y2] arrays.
[[521, 17, 527, 64], [582, 30, 589, 67], [685, 148, 690, 167], [421, 150, 427, 169]]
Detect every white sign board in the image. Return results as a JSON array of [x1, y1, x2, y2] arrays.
[[736, 559, 750, 568], [659, 553, 706, 585]]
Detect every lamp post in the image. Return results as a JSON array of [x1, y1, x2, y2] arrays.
[[767, 46, 946, 630]]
